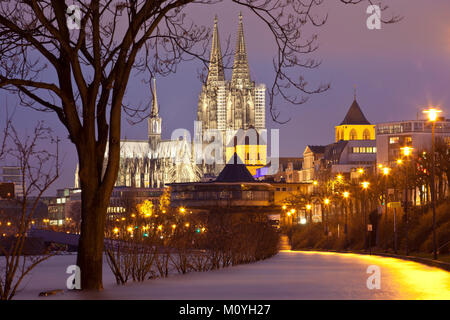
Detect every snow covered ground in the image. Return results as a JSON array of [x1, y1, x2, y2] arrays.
[[12, 250, 450, 300]]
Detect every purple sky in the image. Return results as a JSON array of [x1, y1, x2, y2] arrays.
[[1, 0, 450, 194]]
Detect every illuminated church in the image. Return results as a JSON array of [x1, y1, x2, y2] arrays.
[[197, 14, 267, 175], [76, 14, 268, 189], [299, 93, 376, 183]]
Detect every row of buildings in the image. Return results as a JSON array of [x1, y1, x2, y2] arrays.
[[265, 96, 450, 187]]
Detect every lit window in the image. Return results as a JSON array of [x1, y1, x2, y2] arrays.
[[389, 137, 399, 144], [349, 129, 357, 140], [363, 129, 371, 140]]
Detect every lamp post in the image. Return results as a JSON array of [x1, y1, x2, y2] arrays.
[[401, 146, 412, 256], [324, 198, 330, 237], [423, 108, 442, 260], [382, 166, 390, 250], [306, 204, 312, 223], [343, 191, 349, 248], [361, 181, 370, 251]]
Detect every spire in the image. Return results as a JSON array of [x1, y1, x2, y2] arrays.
[[150, 77, 159, 117], [231, 12, 251, 85], [206, 15, 225, 86], [354, 85, 357, 101]]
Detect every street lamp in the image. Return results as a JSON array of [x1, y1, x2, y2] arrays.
[[343, 191, 349, 248], [400, 146, 413, 256], [382, 166, 390, 250], [324, 198, 330, 236], [361, 181, 370, 250], [423, 107, 442, 260], [306, 204, 312, 223]]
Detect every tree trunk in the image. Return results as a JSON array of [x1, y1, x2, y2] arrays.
[[76, 192, 108, 291], [75, 142, 118, 290]]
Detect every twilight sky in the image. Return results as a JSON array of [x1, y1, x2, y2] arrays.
[[1, 0, 450, 194]]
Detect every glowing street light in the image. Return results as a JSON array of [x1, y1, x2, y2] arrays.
[[343, 191, 349, 199], [401, 146, 412, 157], [423, 108, 442, 122], [358, 168, 364, 174], [179, 207, 186, 214], [282, 205, 287, 210], [361, 181, 370, 189], [306, 204, 312, 210], [324, 198, 330, 205], [313, 180, 318, 186], [382, 167, 390, 175], [337, 174, 343, 180]]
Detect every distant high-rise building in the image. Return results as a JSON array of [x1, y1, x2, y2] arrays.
[[0, 166, 23, 198]]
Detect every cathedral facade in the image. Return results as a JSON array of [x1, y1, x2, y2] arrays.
[[197, 14, 266, 153], [81, 14, 268, 189]]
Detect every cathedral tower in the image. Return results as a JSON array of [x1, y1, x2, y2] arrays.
[[335, 90, 375, 142], [148, 78, 162, 150]]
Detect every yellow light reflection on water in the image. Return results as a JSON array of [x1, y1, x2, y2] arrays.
[[295, 251, 450, 299]]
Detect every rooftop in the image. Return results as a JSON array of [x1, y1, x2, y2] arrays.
[[340, 99, 371, 125]]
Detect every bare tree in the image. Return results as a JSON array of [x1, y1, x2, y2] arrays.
[[0, 121, 59, 300], [0, 0, 399, 290]]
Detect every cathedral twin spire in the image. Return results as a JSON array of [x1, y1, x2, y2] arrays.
[[150, 77, 159, 118], [207, 13, 251, 87], [207, 15, 225, 86], [231, 13, 251, 85]]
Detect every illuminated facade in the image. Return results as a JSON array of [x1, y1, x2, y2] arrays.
[[225, 128, 267, 176]]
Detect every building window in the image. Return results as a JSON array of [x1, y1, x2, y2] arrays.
[[352, 147, 360, 153], [363, 129, 370, 140], [389, 137, 399, 144], [349, 129, 357, 140]]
